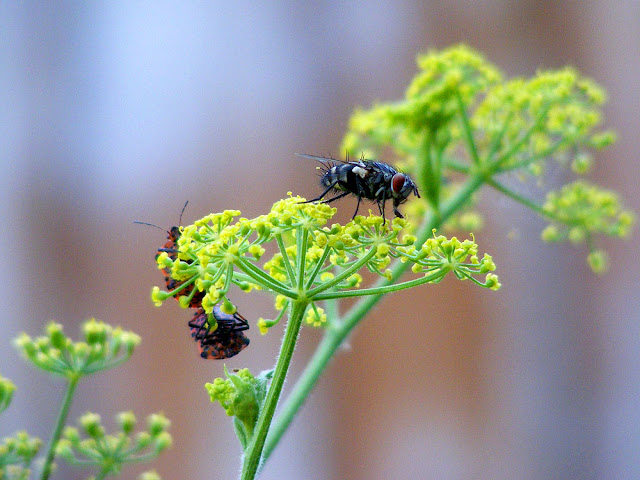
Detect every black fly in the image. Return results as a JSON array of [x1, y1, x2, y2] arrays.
[[297, 153, 420, 223]]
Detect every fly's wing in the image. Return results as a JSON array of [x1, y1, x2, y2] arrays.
[[295, 153, 368, 168]]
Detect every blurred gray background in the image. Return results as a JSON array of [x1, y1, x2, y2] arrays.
[[1, 2, 639, 479]]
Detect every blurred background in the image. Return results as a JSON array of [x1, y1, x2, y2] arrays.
[[1, 2, 639, 479]]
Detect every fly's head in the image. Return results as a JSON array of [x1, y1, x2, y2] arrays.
[[391, 172, 420, 213]]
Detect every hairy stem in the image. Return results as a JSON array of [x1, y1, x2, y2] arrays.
[[240, 300, 307, 480]]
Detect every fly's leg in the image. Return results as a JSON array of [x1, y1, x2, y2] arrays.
[[320, 191, 351, 204], [303, 182, 341, 204], [351, 195, 363, 219]]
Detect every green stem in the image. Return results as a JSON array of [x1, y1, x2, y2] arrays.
[[275, 233, 297, 285], [304, 243, 333, 290], [491, 104, 551, 168], [495, 138, 569, 173], [235, 258, 296, 298], [240, 300, 307, 480], [296, 228, 309, 290], [260, 173, 485, 466], [485, 178, 550, 218], [40, 374, 81, 480], [314, 268, 448, 300], [456, 91, 480, 165], [306, 247, 378, 297]]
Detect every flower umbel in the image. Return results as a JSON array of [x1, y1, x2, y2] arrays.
[[0, 430, 42, 479], [340, 44, 633, 270], [56, 411, 172, 479], [14, 319, 141, 378], [152, 196, 500, 326]]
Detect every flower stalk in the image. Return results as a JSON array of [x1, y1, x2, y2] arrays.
[[240, 300, 307, 479]]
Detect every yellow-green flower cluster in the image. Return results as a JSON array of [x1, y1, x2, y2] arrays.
[[342, 44, 501, 162], [153, 196, 338, 312], [14, 319, 141, 378], [340, 46, 622, 233], [205, 367, 271, 450], [305, 306, 327, 327], [473, 68, 615, 172], [540, 180, 634, 272], [398, 232, 500, 290], [56, 412, 171, 478], [153, 191, 501, 332], [0, 431, 42, 479], [335, 44, 631, 276], [542, 180, 635, 241], [153, 195, 422, 315]]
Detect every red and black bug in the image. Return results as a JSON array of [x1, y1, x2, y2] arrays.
[[135, 202, 205, 308], [137, 203, 251, 359], [189, 306, 250, 359]]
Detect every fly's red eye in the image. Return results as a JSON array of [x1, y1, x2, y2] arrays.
[[392, 173, 406, 193]]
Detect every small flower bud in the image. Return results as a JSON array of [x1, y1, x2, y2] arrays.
[[248, 244, 265, 259], [80, 413, 104, 439], [257, 318, 269, 335], [376, 243, 390, 256], [0, 375, 16, 412], [83, 318, 108, 345], [479, 254, 496, 273], [47, 322, 67, 350], [541, 225, 561, 242], [485, 273, 502, 291], [151, 287, 170, 306], [568, 227, 586, 244], [117, 411, 137, 434], [135, 432, 152, 449], [153, 432, 173, 452], [274, 295, 288, 310], [305, 307, 326, 327], [139, 471, 162, 480], [221, 299, 237, 315], [120, 331, 142, 352], [55, 439, 74, 460], [147, 413, 171, 436], [13, 333, 34, 356], [63, 426, 81, 444], [571, 153, 593, 174], [320, 272, 334, 281], [73, 342, 91, 358], [587, 250, 608, 273]]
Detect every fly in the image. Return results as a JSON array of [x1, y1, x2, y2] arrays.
[[297, 153, 420, 223]]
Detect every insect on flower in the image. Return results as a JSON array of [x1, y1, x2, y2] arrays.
[[297, 153, 420, 223], [136, 204, 252, 359], [189, 306, 250, 359], [135, 202, 205, 308]]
